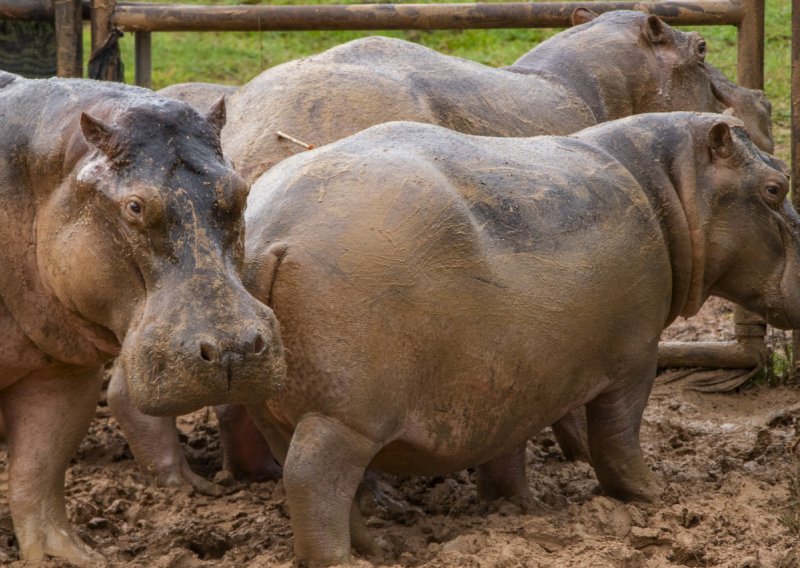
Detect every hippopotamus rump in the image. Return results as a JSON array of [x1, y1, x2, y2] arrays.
[[0, 72, 285, 564], [241, 113, 795, 565], [223, 10, 772, 184]]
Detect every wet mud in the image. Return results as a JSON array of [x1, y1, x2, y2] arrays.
[[2, 298, 799, 567]]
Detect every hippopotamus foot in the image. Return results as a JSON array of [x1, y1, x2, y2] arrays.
[[215, 403, 282, 481], [476, 443, 531, 501], [107, 366, 220, 496], [586, 380, 662, 502], [551, 408, 591, 463], [283, 414, 382, 566], [0, 367, 105, 565]]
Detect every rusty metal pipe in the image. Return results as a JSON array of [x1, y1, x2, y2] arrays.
[[112, 2, 744, 33], [658, 341, 767, 369], [55, 0, 83, 77], [0, 0, 53, 21], [0, 0, 90, 21], [736, 0, 765, 90]]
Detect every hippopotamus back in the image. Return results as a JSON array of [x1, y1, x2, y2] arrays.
[[222, 11, 772, 182]]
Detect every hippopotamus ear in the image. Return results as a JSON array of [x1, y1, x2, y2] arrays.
[[570, 7, 597, 26], [642, 15, 668, 44], [708, 121, 735, 160], [206, 96, 227, 139], [80, 112, 120, 158]]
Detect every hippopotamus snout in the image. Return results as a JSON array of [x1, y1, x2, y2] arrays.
[[198, 328, 267, 365], [194, 319, 283, 384], [120, 280, 287, 417]]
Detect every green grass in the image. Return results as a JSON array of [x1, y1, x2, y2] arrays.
[[92, 0, 793, 161]]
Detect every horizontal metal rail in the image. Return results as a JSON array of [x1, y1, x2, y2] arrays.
[[0, 0, 90, 21], [111, 1, 744, 32]]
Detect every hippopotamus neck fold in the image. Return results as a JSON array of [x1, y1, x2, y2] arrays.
[[573, 122, 707, 324]]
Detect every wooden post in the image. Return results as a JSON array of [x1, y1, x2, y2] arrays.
[[737, 0, 765, 89], [54, 0, 82, 77], [135, 31, 151, 88], [110, 1, 743, 32], [792, 0, 800, 377], [90, 0, 114, 54]]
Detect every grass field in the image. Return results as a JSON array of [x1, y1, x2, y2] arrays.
[[101, 0, 793, 161]]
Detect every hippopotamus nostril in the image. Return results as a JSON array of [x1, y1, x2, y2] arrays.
[[253, 334, 266, 355], [199, 340, 220, 364]]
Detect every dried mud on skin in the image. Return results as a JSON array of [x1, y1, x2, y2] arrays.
[[2, 298, 800, 567]]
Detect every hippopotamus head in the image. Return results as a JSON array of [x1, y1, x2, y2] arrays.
[[577, 112, 795, 328], [691, 118, 797, 327], [36, 96, 286, 415], [510, 10, 773, 151]]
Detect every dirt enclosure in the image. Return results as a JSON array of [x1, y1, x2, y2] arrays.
[[2, 298, 800, 567]]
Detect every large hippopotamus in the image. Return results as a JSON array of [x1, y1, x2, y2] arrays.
[[240, 113, 796, 565], [0, 72, 286, 564], [114, 9, 777, 488], [222, 9, 773, 184]]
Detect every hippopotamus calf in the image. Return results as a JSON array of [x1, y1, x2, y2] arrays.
[[0, 72, 285, 564], [242, 113, 795, 565]]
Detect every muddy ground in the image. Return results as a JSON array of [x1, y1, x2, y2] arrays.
[[2, 297, 800, 567]]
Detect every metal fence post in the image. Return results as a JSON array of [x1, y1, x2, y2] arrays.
[[54, 0, 82, 77]]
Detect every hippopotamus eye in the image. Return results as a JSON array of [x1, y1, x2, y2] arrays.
[[124, 197, 145, 222], [763, 183, 785, 207]]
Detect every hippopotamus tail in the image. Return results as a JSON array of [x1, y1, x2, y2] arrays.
[[0, 71, 20, 89]]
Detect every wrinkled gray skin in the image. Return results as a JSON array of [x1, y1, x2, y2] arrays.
[[0, 72, 285, 565], [112, 9, 777, 489], [244, 113, 800, 565], [157, 82, 238, 113], [242, 113, 796, 565], [223, 10, 773, 184]]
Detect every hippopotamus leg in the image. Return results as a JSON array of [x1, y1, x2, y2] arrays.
[[551, 408, 591, 462], [1, 367, 103, 565], [476, 444, 533, 504], [586, 363, 662, 502], [107, 366, 218, 495], [282, 413, 382, 565], [214, 403, 281, 481]]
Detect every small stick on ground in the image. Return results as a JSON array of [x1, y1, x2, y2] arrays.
[[277, 131, 315, 150]]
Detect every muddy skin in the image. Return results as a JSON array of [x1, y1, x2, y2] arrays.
[[241, 113, 795, 566], [222, 10, 772, 184], [157, 82, 238, 113], [0, 71, 285, 565]]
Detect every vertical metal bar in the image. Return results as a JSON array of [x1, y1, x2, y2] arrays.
[[792, 0, 800, 376], [793, 0, 800, 207], [737, 0, 765, 89], [135, 31, 152, 88], [734, 0, 768, 371], [90, 0, 115, 53], [54, 0, 83, 77]]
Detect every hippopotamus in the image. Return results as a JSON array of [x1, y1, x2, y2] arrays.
[[239, 112, 795, 565], [157, 81, 238, 112], [222, 9, 773, 184], [0, 72, 285, 565]]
